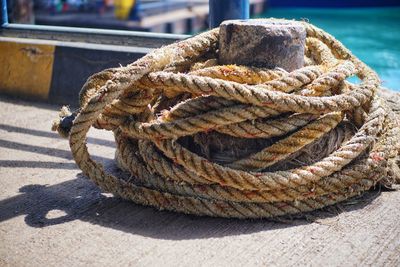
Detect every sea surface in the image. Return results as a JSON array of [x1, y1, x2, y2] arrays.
[[260, 8, 400, 91]]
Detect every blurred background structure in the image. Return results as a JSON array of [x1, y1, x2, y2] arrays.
[[4, 0, 399, 33]]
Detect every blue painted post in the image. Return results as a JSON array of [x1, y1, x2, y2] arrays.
[[209, 0, 249, 28], [129, 0, 141, 21], [1, 0, 8, 26]]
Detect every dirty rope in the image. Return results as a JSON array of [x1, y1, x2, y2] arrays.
[[53, 19, 400, 218]]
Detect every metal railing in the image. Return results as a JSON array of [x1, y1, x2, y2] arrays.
[[1, 0, 249, 46]]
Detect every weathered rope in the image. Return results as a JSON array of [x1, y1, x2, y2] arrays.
[[53, 19, 400, 219]]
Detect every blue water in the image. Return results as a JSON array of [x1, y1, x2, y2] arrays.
[[260, 8, 400, 91]]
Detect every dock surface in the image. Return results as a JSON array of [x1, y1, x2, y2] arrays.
[[1, 96, 399, 266]]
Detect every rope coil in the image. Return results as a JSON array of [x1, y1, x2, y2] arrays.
[[53, 19, 400, 218]]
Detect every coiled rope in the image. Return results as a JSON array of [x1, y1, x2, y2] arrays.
[[53, 19, 400, 219]]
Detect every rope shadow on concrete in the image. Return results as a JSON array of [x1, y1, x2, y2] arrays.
[[0, 164, 384, 241], [0, 123, 115, 148], [0, 160, 78, 169], [0, 138, 111, 163]]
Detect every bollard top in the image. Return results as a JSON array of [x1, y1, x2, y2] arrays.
[[220, 18, 305, 27], [219, 19, 306, 38], [219, 19, 306, 70]]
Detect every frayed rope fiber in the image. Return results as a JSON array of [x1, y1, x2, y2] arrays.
[[52, 19, 400, 219]]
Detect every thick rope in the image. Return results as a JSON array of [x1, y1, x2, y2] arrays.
[[53, 19, 400, 219]]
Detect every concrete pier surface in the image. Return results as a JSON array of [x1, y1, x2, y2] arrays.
[[0, 95, 399, 266]]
